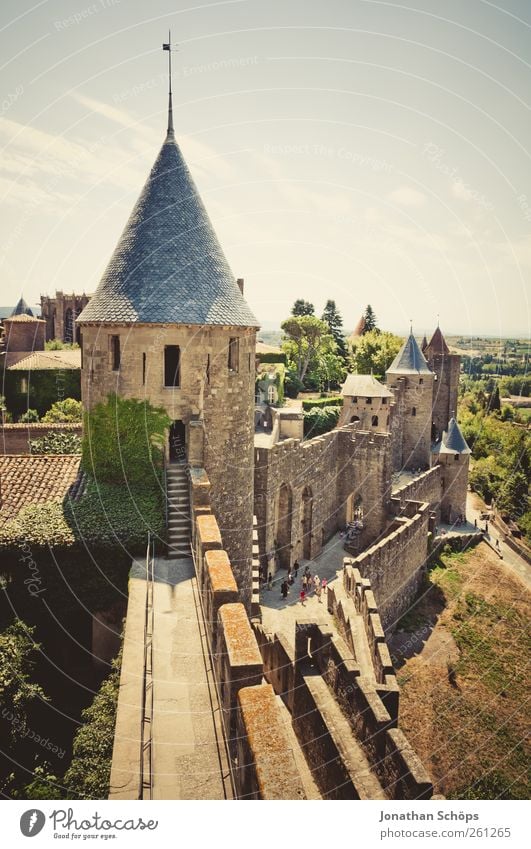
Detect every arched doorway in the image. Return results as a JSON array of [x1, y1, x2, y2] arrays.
[[275, 484, 292, 569], [169, 420, 186, 463], [345, 493, 364, 550], [301, 486, 313, 560]]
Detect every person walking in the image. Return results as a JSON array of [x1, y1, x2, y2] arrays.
[[267, 572, 273, 590], [313, 574, 320, 594], [281, 580, 288, 599], [302, 574, 308, 594], [287, 568, 294, 586], [321, 577, 327, 594], [316, 583, 322, 603], [299, 589, 306, 605], [293, 560, 299, 578]]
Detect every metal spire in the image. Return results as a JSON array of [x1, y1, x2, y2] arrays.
[[162, 30, 175, 136]]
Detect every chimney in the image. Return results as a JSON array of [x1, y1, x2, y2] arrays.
[[236, 277, 244, 294]]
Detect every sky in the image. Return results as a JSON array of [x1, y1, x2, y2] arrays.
[[0, 0, 530, 337]]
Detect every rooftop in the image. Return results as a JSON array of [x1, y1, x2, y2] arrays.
[[424, 326, 450, 356], [4, 313, 44, 324], [0, 454, 83, 520], [341, 373, 393, 398], [11, 297, 34, 317], [7, 349, 81, 370], [387, 333, 432, 375], [436, 417, 471, 455], [78, 126, 259, 328]]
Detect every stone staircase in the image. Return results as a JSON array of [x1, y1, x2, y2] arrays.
[[166, 463, 191, 557]]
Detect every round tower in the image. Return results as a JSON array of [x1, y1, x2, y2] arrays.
[[435, 417, 471, 523], [77, 91, 258, 607], [386, 332, 434, 471]]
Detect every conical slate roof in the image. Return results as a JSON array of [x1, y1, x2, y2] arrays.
[[387, 332, 432, 375], [11, 297, 33, 317], [78, 130, 258, 327], [438, 417, 471, 454], [425, 326, 449, 356]]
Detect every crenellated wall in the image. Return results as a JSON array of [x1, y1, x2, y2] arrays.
[[348, 503, 430, 631], [391, 466, 442, 517]]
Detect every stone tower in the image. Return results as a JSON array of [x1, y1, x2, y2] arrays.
[[434, 417, 471, 523], [386, 332, 434, 471], [423, 326, 460, 441], [77, 89, 259, 606]]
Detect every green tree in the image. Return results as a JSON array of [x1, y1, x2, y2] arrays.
[[497, 472, 529, 520], [291, 299, 315, 316], [281, 316, 334, 384], [486, 384, 501, 413], [362, 304, 378, 333], [42, 398, 83, 423], [468, 456, 504, 504], [349, 329, 402, 380], [321, 299, 348, 360]]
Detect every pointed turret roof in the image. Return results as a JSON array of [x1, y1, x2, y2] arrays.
[[11, 297, 33, 317], [437, 417, 471, 454], [421, 334, 428, 351], [78, 126, 258, 327], [425, 326, 449, 356], [387, 332, 432, 375]]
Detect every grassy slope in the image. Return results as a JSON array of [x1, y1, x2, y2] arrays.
[[391, 543, 530, 799]]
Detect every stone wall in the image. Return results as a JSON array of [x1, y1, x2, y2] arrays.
[[392, 466, 442, 516], [80, 322, 256, 608], [236, 684, 306, 800], [188, 465, 308, 799], [0, 422, 82, 455], [348, 503, 430, 631], [254, 424, 392, 574]]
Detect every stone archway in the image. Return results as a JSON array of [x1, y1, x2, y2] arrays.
[[345, 492, 364, 551], [275, 483, 292, 569], [300, 486, 313, 560]]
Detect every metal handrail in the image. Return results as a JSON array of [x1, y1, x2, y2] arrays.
[[139, 532, 155, 800]]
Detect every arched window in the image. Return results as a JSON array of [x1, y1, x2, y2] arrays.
[[371, 415, 378, 427], [267, 384, 277, 404], [412, 407, 416, 416], [350, 415, 360, 423]]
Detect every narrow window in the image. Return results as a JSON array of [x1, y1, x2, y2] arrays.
[[412, 406, 416, 416], [454, 454, 459, 462], [111, 335, 120, 371], [164, 345, 180, 387], [382, 397, 387, 405], [419, 378, 424, 385], [206, 354, 210, 385], [80, 332, 83, 369], [228, 337, 239, 372], [366, 397, 371, 404], [352, 396, 357, 403], [142, 353, 146, 385], [371, 415, 379, 427]]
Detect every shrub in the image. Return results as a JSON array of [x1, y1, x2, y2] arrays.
[[82, 394, 170, 485], [303, 405, 340, 437], [42, 398, 83, 423], [30, 432, 81, 455], [19, 409, 40, 423], [302, 396, 342, 411]]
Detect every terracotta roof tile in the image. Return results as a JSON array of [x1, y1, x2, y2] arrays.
[[0, 455, 83, 520]]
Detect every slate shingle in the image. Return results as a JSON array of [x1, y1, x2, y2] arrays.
[[77, 130, 259, 328]]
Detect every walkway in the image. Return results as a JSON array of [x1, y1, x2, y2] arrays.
[[260, 534, 346, 643], [132, 556, 232, 800], [466, 491, 531, 588]]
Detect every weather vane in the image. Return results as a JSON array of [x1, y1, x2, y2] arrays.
[[162, 30, 177, 135]]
